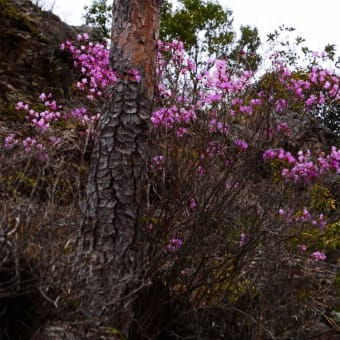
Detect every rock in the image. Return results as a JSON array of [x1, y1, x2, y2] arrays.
[[0, 0, 102, 118]]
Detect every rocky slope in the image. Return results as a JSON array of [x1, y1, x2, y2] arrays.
[[0, 0, 103, 119], [0, 1, 339, 339], [1, 0, 72, 107], [0, 1, 100, 339]]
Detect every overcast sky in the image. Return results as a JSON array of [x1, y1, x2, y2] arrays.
[[51, 0, 340, 52]]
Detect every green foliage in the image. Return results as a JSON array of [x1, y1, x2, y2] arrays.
[[160, 0, 234, 54], [66, 297, 81, 309], [324, 43, 337, 61], [3, 103, 26, 121], [229, 25, 261, 71], [2, 169, 37, 199], [105, 327, 126, 339], [299, 221, 340, 254], [266, 25, 305, 67], [160, 0, 261, 70], [315, 102, 340, 136], [265, 25, 340, 134], [84, 0, 112, 39], [310, 185, 336, 213], [334, 272, 340, 301], [83, 0, 261, 70], [0, 0, 36, 33]]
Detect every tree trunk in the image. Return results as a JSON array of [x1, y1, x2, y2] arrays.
[[76, 0, 162, 334]]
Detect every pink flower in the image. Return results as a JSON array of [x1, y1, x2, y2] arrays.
[[276, 122, 290, 135], [4, 133, 18, 149], [39, 93, 47, 101], [278, 208, 285, 216], [234, 139, 248, 151], [250, 98, 262, 106], [197, 165, 205, 176], [239, 233, 246, 247], [275, 99, 287, 112], [263, 149, 276, 160], [176, 127, 187, 138], [311, 251, 326, 261], [16, 102, 28, 111], [298, 244, 307, 252], [152, 155, 164, 167], [181, 268, 190, 276], [22, 137, 37, 153], [167, 238, 183, 253], [129, 69, 141, 82], [189, 198, 197, 209], [323, 81, 331, 90]]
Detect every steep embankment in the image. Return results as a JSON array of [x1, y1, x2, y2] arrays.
[[0, 1, 99, 339], [0, 1, 339, 339]]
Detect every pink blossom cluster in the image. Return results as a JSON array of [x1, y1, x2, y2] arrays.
[[23, 137, 47, 158], [263, 146, 340, 182], [278, 207, 326, 230], [208, 118, 229, 134], [4, 33, 120, 157], [176, 127, 187, 138], [157, 40, 186, 74], [16, 94, 96, 132], [275, 122, 290, 135], [152, 155, 164, 167], [201, 59, 253, 93], [16, 93, 63, 132], [156, 40, 197, 105], [298, 244, 327, 261], [5, 132, 52, 161], [69, 107, 101, 125], [154, 41, 261, 136], [239, 232, 246, 247], [166, 238, 183, 253], [154, 40, 260, 139], [151, 105, 197, 128], [4, 93, 99, 158], [277, 64, 340, 109], [205, 141, 224, 158], [4, 133, 18, 149], [189, 198, 197, 209], [234, 139, 248, 151], [311, 251, 327, 261], [5, 133, 46, 158], [279, 208, 327, 261], [274, 99, 287, 113], [198, 60, 254, 111], [61, 36, 117, 100]]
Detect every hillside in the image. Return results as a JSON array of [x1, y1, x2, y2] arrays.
[[0, 1, 100, 338], [0, 1, 339, 339]]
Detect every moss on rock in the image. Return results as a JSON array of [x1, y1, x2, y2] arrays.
[[0, 0, 36, 33]]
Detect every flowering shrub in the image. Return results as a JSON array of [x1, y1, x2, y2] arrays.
[[1, 33, 339, 338], [166, 238, 183, 253], [61, 33, 117, 100], [4, 92, 99, 161], [145, 37, 339, 336], [263, 146, 340, 183]]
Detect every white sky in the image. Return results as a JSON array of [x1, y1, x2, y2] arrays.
[[51, 0, 340, 53]]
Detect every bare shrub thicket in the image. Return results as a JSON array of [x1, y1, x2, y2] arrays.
[[128, 43, 340, 338], [0, 120, 90, 337], [0, 35, 339, 339]]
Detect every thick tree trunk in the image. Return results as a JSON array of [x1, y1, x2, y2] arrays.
[[76, 0, 161, 334]]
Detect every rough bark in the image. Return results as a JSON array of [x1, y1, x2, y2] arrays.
[[76, 0, 162, 334]]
